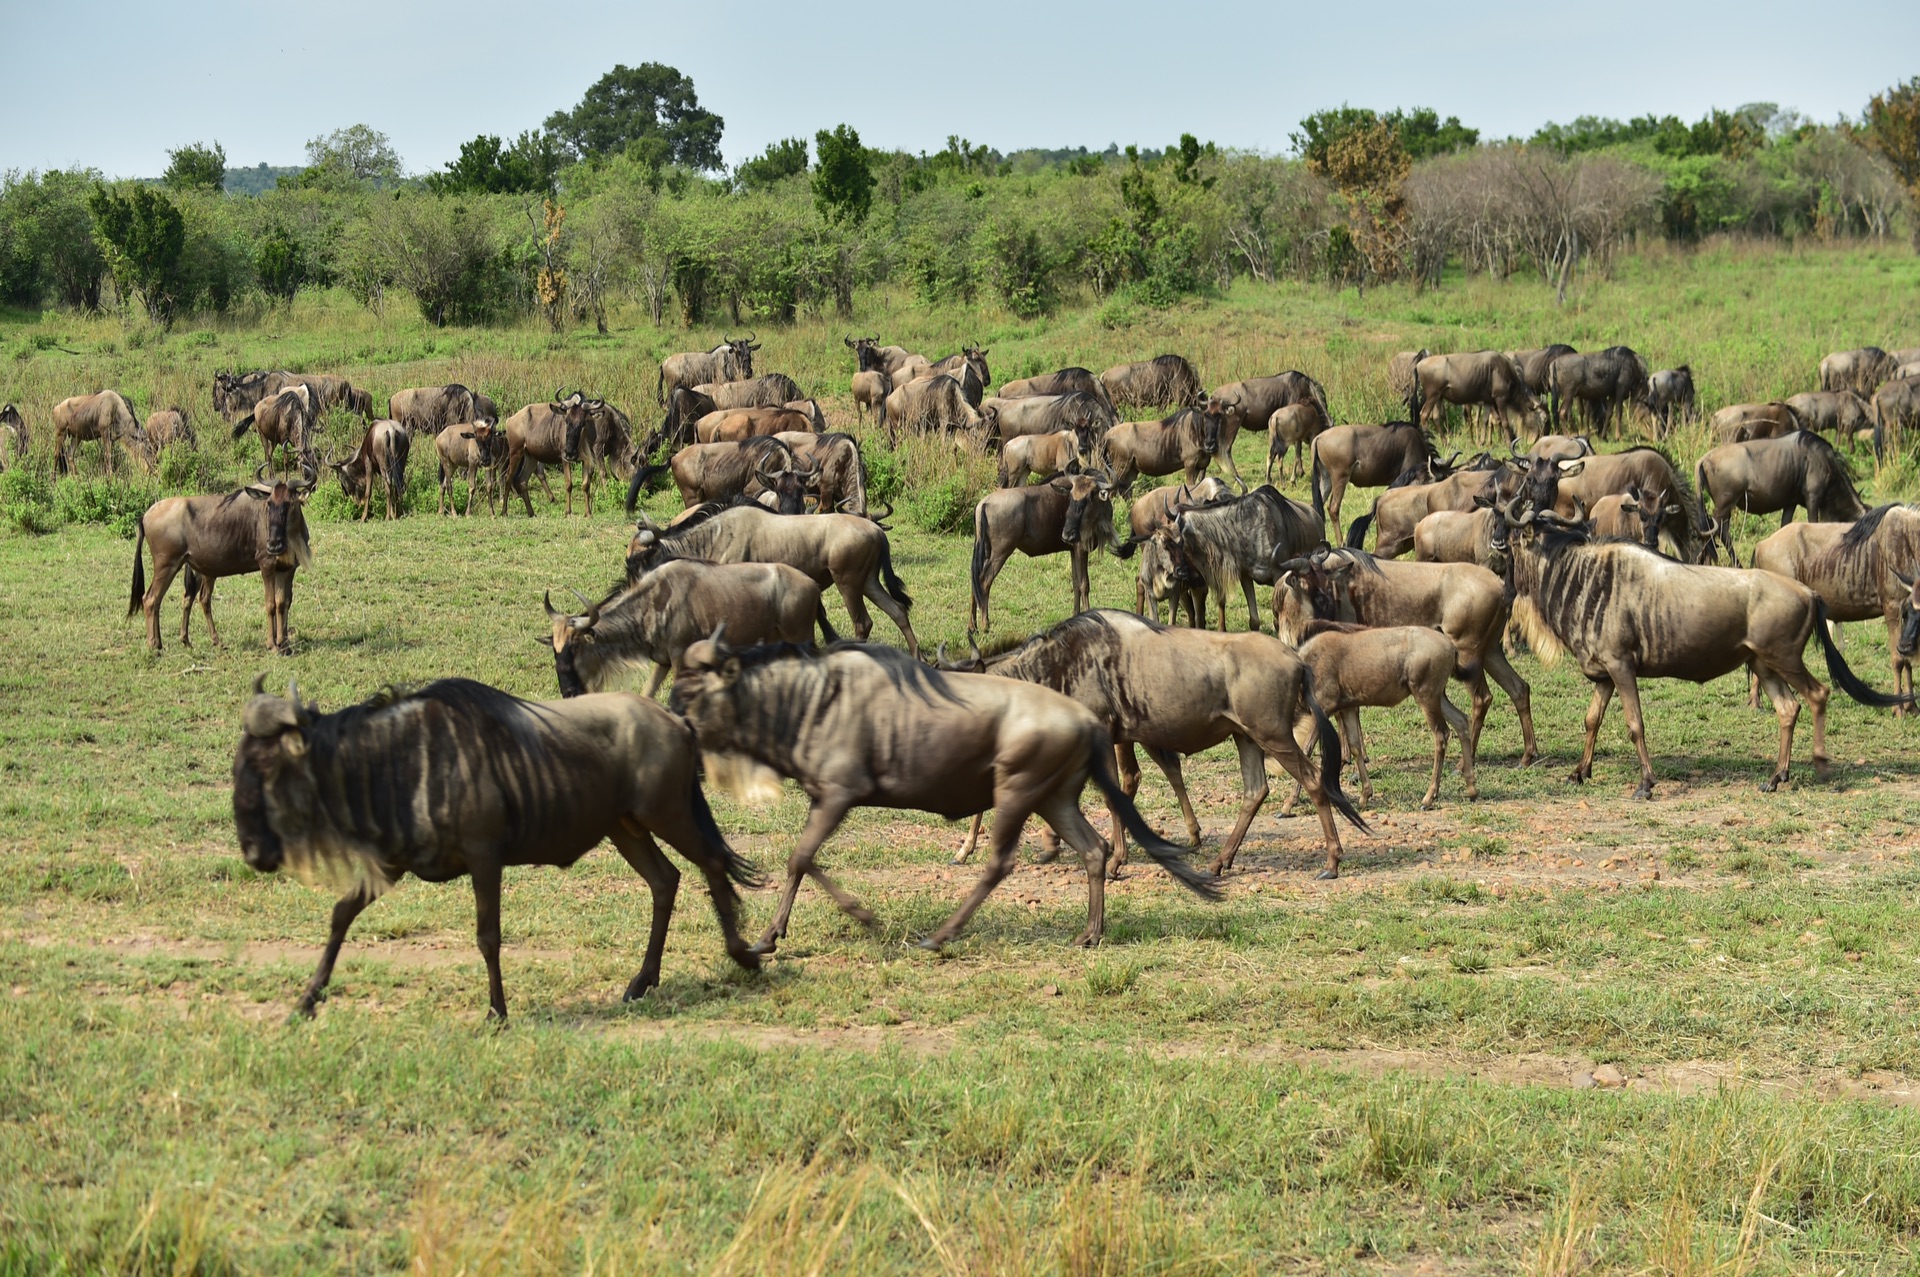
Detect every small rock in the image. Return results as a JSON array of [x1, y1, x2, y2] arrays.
[[1592, 1064, 1626, 1088], [1640, 870, 1661, 882], [1040, 984, 1060, 997], [1572, 1072, 1596, 1089]]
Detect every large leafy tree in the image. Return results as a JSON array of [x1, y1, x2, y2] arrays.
[[87, 183, 187, 321], [1860, 77, 1920, 247], [299, 125, 402, 188], [426, 131, 564, 195], [1293, 106, 1476, 168], [163, 140, 227, 192], [735, 137, 808, 191], [545, 64, 724, 169], [812, 125, 873, 227]]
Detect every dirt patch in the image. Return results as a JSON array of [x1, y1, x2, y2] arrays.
[[9, 929, 576, 969]]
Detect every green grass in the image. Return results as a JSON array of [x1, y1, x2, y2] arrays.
[[5, 242, 1920, 1272]]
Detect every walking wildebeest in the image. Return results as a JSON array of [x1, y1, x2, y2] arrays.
[[1643, 367, 1696, 434], [53, 390, 139, 475], [634, 437, 807, 514], [389, 384, 481, 436], [1266, 400, 1328, 483], [844, 335, 927, 381], [435, 421, 503, 516], [1311, 421, 1449, 533], [230, 385, 314, 475], [129, 463, 316, 653], [658, 335, 757, 404], [1519, 446, 1705, 563], [969, 474, 1119, 633], [1801, 504, 1920, 706], [213, 370, 285, 423], [1124, 478, 1227, 625], [1411, 501, 1512, 570], [949, 610, 1367, 876], [1500, 499, 1907, 796], [1546, 347, 1648, 435], [670, 638, 1219, 953], [1412, 352, 1545, 442], [1155, 485, 1322, 632], [778, 432, 879, 519], [999, 429, 1085, 487], [1102, 407, 1220, 492], [499, 391, 610, 516], [231, 676, 761, 1020], [693, 405, 815, 444], [1206, 372, 1328, 489], [1587, 486, 1677, 549], [1386, 350, 1429, 407], [1099, 355, 1203, 411], [330, 420, 410, 521], [545, 560, 834, 696], [1694, 431, 1867, 566], [626, 501, 918, 654]]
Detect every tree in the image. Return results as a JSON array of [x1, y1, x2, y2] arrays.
[[1861, 77, 1920, 247], [301, 125, 402, 186], [1294, 106, 1475, 168], [426, 131, 563, 195], [0, 169, 108, 308], [812, 125, 874, 227], [87, 183, 186, 321], [545, 64, 724, 169], [163, 140, 227, 193], [735, 137, 808, 191], [1394, 108, 1478, 161]]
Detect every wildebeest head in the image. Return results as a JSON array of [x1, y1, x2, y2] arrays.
[[845, 334, 883, 372], [543, 589, 603, 697], [461, 421, 501, 464], [755, 446, 809, 515], [963, 344, 991, 387], [727, 333, 760, 379], [248, 461, 315, 557], [557, 391, 600, 463], [2, 402, 28, 453], [232, 674, 316, 872], [1060, 473, 1116, 548], [672, 626, 748, 745], [1897, 567, 1920, 659], [1186, 407, 1222, 455], [1523, 454, 1584, 514]]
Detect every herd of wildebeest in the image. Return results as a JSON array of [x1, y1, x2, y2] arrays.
[[11, 332, 1920, 1021]]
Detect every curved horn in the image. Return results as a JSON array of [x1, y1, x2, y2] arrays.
[[1503, 494, 1535, 527], [569, 587, 596, 612], [1510, 436, 1526, 459], [1567, 495, 1588, 523], [254, 461, 272, 482], [544, 590, 561, 619], [707, 622, 728, 650]]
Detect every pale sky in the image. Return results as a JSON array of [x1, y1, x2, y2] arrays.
[[6, 0, 1916, 178]]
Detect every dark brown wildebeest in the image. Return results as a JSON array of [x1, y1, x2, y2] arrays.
[[229, 385, 314, 475], [499, 391, 612, 516], [926, 344, 991, 390], [1288, 620, 1474, 810], [1206, 372, 1328, 490], [1872, 376, 1920, 457], [649, 386, 721, 457], [143, 408, 196, 450], [776, 432, 880, 519], [634, 437, 806, 514], [658, 335, 757, 404], [844, 335, 927, 380], [626, 502, 918, 654], [1310, 421, 1449, 533], [231, 676, 761, 1020], [1411, 501, 1512, 569], [129, 463, 316, 653], [1546, 347, 1649, 436], [1509, 344, 1576, 396], [1694, 431, 1867, 566], [850, 370, 891, 429], [1100, 355, 1203, 411], [1386, 350, 1428, 407], [969, 474, 1119, 633], [53, 390, 139, 475], [1000, 429, 1086, 487], [1412, 352, 1545, 442], [1709, 400, 1802, 444], [978, 392, 1114, 452], [1271, 547, 1538, 767], [692, 405, 815, 445], [1784, 390, 1873, 448], [1266, 400, 1328, 483], [388, 383, 480, 436], [1800, 504, 1920, 706], [1643, 366, 1696, 435], [1500, 499, 1906, 797], [949, 610, 1367, 876], [330, 419, 410, 521], [695, 373, 805, 410], [670, 638, 1218, 954], [213, 370, 285, 423], [1156, 485, 1322, 632], [1820, 347, 1895, 397], [1346, 459, 1506, 559], [1102, 407, 1221, 492], [546, 560, 833, 697], [999, 367, 1107, 404], [0, 403, 27, 470], [434, 421, 502, 516], [345, 386, 375, 420], [1519, 446, 1706, 563], [1125, 478, 1227, 624], [885, 374, 979, 439]]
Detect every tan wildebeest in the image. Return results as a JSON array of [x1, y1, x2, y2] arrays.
[[230, 385, 315, 474], [331, 420, 410, 521], [53, 390, 138, 475], [435, 422, 503, 516], [1102, 407, 1221, 492], [968, 475, 1119, 634], [499, 392, 612, 516]]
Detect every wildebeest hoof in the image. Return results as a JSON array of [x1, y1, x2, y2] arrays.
[[1568, 769, 1588, 784], [1633, 783, 1654, 800], [1315, 868, 1339, 880], [1419, 799, 1436, 811], [728, 945, 763, 972], [915, 936, 946, 953], [622, 974, 659, 1002], [747, 939, 779, 958]]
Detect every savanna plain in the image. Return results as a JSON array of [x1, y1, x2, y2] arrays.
[[6, 242, 1920, 1274]]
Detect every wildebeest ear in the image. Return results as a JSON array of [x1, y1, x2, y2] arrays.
[[707, 622, 728, 650]]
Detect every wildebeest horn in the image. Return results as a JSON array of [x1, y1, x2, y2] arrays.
[[1510, 437, 1526, 458], [1567, 495, 1588, 523], [707, 622, 728, 650], [1503, 495, 1535, 527], [569, 587, 597, 612], [1272, 554, 1317, 574], [1896, 567, 1918, 589], [543, 590, 561, 619], [254, 461, 272, 482]]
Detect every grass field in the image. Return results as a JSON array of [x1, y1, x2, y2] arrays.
[[5, 242, 1920, 1273]]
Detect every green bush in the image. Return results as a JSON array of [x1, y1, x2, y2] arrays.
[[902, 473, 977, 534], [49, 476, 160, 538], [0, 467, 54, 533]]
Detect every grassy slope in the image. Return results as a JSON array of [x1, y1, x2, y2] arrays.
[[3, 242, 1920, 1273]]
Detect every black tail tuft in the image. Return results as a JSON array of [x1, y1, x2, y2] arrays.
[[230, 415, 253, 440], [1305, 673, 1370, 833], [969, 503, 990, 627], [1814, 597, 1911, 709], [1088, 735, 1222, 901], [878, 539, 912, 610], [128, 516, 147, 618], [814, 600, 840, 645], [690, 778, 765, 890], [1345, 509, 1374, 550], [626, 462, 665, 513]]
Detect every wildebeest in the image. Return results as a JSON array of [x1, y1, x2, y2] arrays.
[[636, 437, 806, 513], [129, 463, 315, 653], [499, 392, 610, 516], [1412, 502, 1511, 570], [1412, 352, 1545, 442], [1524, 434, 1594, 463], [1545, 347, 1648, 436], [1206, 372, 1328, 488], [434, 422, 502, 516], [695, 373, 805, 411], [1801, 504, 1920, 705], [330, 420, 409, 521], [844, 335, 926, 380], [969, 475, 1118, 633], [1125, 476, 1230, 541], [648, 386, 721, 457], [1820, 347, 1895, 397], [1271, 548, 1538, 766], [658, 335, 757, 404], [1508, 344, 1577, 396], [1872, 377, 1920, 457], [231, 676, 761, 1020], [926, 345, 990, 390], [999, 429, 1085, 487], [999, 367, 1107, 404], [1694, 431, 1867, 565], [143, 408, 196, 450], [1784, 390, 1874, 447], [213, 370, 284, 423], [1290, 620, 1474, 810], [693, 405, 815, 444], [1588, 485, 1677, 549], [1643, 367, 1696, 434], [1520, 446, 1705, 563], [1310, 421, 1448, 532], [670, 638, 1218, 953], [1135, 533, 1203, 626], [778, 432, 879, 519], [1100, 355, 1203, 411], [345, 387, 375, 420], [850, 370, 891, 428], [1102, 407, 1220, 492], [978, 392, 1114, 451], [546, 560, 833, 696], [389, 384, 482, 436], [1347, 460, 1504, 560], [1156, 485, 1321, 632], [0, 403, 27, 469], [783, 398, 828, 433], [1386, 350, 1429, 406], [53, 390, 139, 475], [1500, 499, 1906, 796], [885, 374, 979, 439], [627, 502, 918, 654], [229, 385, 314, 475], [1709, 401, 1802, 444], [1266, 400, 1328, 483], [950, 610, 1367, 876]]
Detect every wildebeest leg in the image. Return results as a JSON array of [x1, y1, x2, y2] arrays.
[[1887, 610, 1911, 717], [955, 814, 985, 864], [295, 887, 373, 1018], [1073, 548, 1091, 614], [1482, 647, 1537, 765], [1341, 708, 1372, 805], [1147, 746, 1202, 846], [753, 797, 865, 956], [1571, 678, 1614, 785], [921, 792, 1058, 949], [1214, 580, 1230, 633], [1107, 742, 1142, 873], [608, 825, 679, 1001], [1749, 664, 1805, 792], [643, 663, 670, 697], [837, 575, 877, 642], [1440, 695, 1475, 800], [1215, 420, 1248, 492], [142, 557, 187, 652], [1463, 669, 1494, 764], [267, 567, 294, 654], [1208, 734, 1276, 876], [470, 861, 509, 1020], [1240, 572, 1260, 633], [860, 575, 919, 657], [1608, 666, 1656, 800]]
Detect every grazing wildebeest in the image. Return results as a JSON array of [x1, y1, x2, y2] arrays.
[[999, 429, 1085, 487], [648, 387, 721, 457], [1346, 459, 1505, 560], [1266, 400, 1328, 483], [129, 463, 315, 653], [1785, 391, 1874, 448], [850, 370, 891, 429], [635, 437, 806, 514], [1820, 347, 1895, 397], [1100, 355, 1203, 411], [1872, 377, 1920, 457], [1156, 485, 1321, 632], [1710, 401, 1803, 444], [546, 560, 833, 697], [499, 392, 610, 516], [330, 420, 410, 521], [1694, 431, 1867, 566], [213, 370, 286, 423], [1271, 547, 1538, 767], [695, 374, 805, 410], [844, 335, 927, 381], [229, 385, 314, 475], [1412, 352, 1545, 442], [1288, 620, 1474, 810], [999, 367, 1107, 404], [143, 408, 196, 450], [670, 638, 1218, 953], [1386, 350, 1428, 407], [1412, 501, 1512, 570], [1206, 372, 1328, 489], [969, 474, 1119, 633], [1520, 446, 1705, 563], [693, 405, 815, 444], [231, 676, 760, 1020], [1310, 421, 1448, 533], [1509, 344, 1577, 396], [1545, 347, 1648, 436], [1801, 504, 1920, 706], [388, 384, 480, 436], [658, 335, 757, 403], [885, 374, 978, 439], [345, 387, 375, 420], [0, 403, 27, 470], [53, 390, 139, 475], [627, 502, 918, 654], [435, 421, 503, 516], [1500, 499, 1906, 796], [777, 432, 879, 519], [978, 392, 1114, 451], [1643, 367, 1696, 434], [1102, 407, 1221, 491], [950, 610, 1367, 876]]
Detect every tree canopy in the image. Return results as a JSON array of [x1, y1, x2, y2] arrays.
[[545, 63, 724, 169], [426, 131, 564, 196], [812, 125, 873, 227], [163, 141, 227, 193]]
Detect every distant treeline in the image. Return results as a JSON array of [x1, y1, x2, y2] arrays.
[[2, 66, 1915, 328]]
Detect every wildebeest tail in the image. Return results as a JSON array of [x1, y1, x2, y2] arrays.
[[128, 515, 147, 617], [625, 462, 666, 513], [1814, 597, 1912, 709], [1311, 448, 1328, 527], [1303, 669, 1370, 834], [1086, 734, 1222, 901], [1345, 509, 1374, 550], [654, 365, 666, 406], [878, 539, 912, 610], [386, 430, 409, 513], [814, 600, 840, 645], [1873, 398, 1886, 462], [230, 414, 254, 440], [969, 502, 990, 624], [688, 779, 766, 890]]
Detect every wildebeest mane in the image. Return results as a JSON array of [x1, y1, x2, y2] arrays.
[[1836, 502, 1909, 554], [728, 640, 966, 710], [1298, 619, 1369, 640]]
